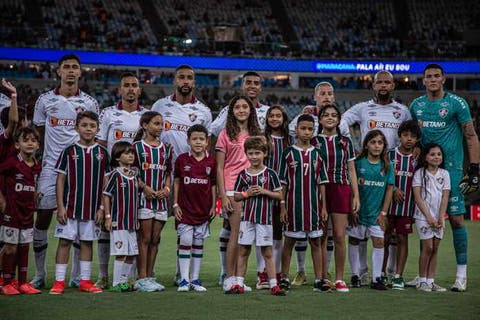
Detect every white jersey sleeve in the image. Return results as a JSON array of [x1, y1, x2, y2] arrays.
[[97, 107, 111, 142], [0, 93, 12, 135], [211, 105, 228, 137]]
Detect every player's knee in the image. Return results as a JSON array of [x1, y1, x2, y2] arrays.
[[3, 244, 17, 255], [150, 235, 161, 246], [333, 233, 345, 245]]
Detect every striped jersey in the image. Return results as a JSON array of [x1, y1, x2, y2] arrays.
[[279, 145, 328, 232], [98, 103, 146, 154], [388, 148, 416, 217], [103, 167, 139, 231], [55, 143, 110, 220], [33, 87, 99, 173], [211, 102, 270, 136], [356, 157, 395, 226], [311, 134, 355, 185], [265, 135, 291, 172], [234, 167, 282, 225], [133, 140, 172, 211]]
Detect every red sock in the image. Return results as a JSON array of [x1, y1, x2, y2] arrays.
[[17, 244, 29, 284], [2, 252, 15, 285]]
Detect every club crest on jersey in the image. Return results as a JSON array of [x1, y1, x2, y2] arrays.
[[206, 167, 211, 175], [96, 153, 104, 160], [393, 111, 401, 119], [115, 241, 123, 249], [438, 108, 449, 118], [5, 228, 14, 237], [259, 116, 266, 125], [437, 177, 444, 184], [189, 113, 198, 122], [258, 176, 266, 185]]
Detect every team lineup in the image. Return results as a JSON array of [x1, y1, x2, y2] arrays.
[[0, 54, 478, 296]]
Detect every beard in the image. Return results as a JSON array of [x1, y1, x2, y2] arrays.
[[177, 85, 193, 96]]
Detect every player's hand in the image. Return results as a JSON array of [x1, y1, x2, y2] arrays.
[[426, 216, 437, 228], [174, 206, 183, 221], [209, 207, 216, 219], [393, 189, 405, 203], [351, 196, 360, 214], [221, 195, 233, 212], [0, 191, 5, 214], [459, 163, 480, 195], [376, 215, 386, 231], [144, 186, 156, 200], [104, 216, 112, 231], [1, 78, 16, 94], [437, 216, 445, 229], [321, 208, 328, 222], [303, 106, 314, 114], [57, 206, 67, 225], [94, 209, 104, 225], [280, 205, 288, 225], [156, 187, 170, 199], [349, 212, 359, 226], [247, 186, 260, 196]]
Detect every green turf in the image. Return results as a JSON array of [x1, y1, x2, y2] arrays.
[[2, 219, 480, 320]]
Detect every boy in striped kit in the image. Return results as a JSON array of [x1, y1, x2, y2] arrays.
[[103, 142, 139, 292], [50, 112, 109, 294], [279, 114, 329, 292], [233, 136, 285, 296], [384, 120, 420, 290]]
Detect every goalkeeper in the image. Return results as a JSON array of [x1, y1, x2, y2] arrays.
[[410, 63, 479, 293]]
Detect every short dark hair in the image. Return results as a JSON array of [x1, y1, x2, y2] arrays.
[[398, 120, 421, 139], [175, 64, 194, 74], [76, 111, 99, 126], [15, 126, 39, 142], [58, 54, 81, 67], [187, 124, 208, 139], [120, 72, 137, 81], [110, 141, 134, 167], [244, 136, 268, 153], [297, 114, 315, 125], [242, 71, 261, 79], [424, 63, 444, 76]]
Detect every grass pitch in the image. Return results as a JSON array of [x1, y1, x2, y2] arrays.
[[2, 219, 480, 320]]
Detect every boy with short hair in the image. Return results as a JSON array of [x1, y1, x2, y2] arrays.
[[0, 127, 42, 295], [173, 124, 216, 292], [233, 136, 285, 296], [279, 114, 329, 292], [49, 111, 109, 294], [384, 120, 421, 290]]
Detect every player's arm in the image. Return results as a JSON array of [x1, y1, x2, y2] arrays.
[[412, 186, 435, 226], [2, 79, 18, 138], [348, 160, 360, 214], [377, 184, 393, 230], [438, 188, 450, 227], [259, 188, 283, 201], [56, 172, 67, 225], [216, 150, 232, 212], [209, 184, 216, 219], [103, 193, 112, 231], [210, 106, 228, 137], [319, 183, 328, 221], [172, 177, 182, 221]]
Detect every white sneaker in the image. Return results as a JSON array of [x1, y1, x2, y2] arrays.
[[135, 278, 157, 292], [360, 272, 370, 286], [243, 284, 252, 292], [451, 278, 467, 292], [417, 282, 432, 292], [149, 278, 165, 291], [431, 283, 447, 292], [177, 279, 190, 292], [405, 276, 419, 287], [190, 279, 207, 292]]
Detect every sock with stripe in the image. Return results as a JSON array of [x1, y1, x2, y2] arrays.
[[79, 260, 92, 281], [179, 229, 193, 282], [33, 227, 48, 279], [273, 240, 283, 273], [372, 247, 384, 282], [219, 228, 230, 275], [326, 236, 334, 273], [98, 231, 110, 279], [70, 239, 81, 281], [348, 243, 360, 276], [191, 238, 204, 281], [294, 239, 307, 272], [17, 244, 29, 284]]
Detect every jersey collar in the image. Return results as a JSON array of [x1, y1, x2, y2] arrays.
[[54, 86, 80, 96], [171, 94, 197, 104], [117, 101, 142, 111]]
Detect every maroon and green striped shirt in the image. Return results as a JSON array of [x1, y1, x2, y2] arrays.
[[234, 167, 282, 225], [279, 145, 328, 232], [388, 147, 416, 217], [265, 135, 291, 172], [311, 134, 355, 185], [133, 140, 172, 211], [103, 168, 139, 231], [55, 143, 109, 220]]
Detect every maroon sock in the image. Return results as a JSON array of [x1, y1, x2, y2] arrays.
[[17, 244, 29, 284], [2, 252, 15, 285]]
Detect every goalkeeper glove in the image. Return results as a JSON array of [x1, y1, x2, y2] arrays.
[[459, 163, 479, 195]]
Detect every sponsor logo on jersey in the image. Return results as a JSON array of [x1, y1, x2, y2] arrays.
[[50, 116, 75, 127], [368, 120, 400, 130], [259, 116, 266, 126], [184, 165, 191, 172], [396, 170, 413, 177], [184, 176, 209, 184], [15, 183, 35, 192], [418, 120, 446, 128], [289, 161, 298, 168], [368, 111, 377, 116], [142, 162, 166, 170], [189, 113, 197, 122], [439, 108, 449, 118], [114, 119, 123, 126], [164, 121, 189, 132], [416, 102, 426, 107], [164, 111, 173, 117], [120, 182, 127, 188], [114, 130, 136, 140], [440, 102, 450, 107], [15, 174, 24, 180], [359, 179, 385, 187]]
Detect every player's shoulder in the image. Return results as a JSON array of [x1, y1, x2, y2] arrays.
[[36, 89, 56, 102], [78, 90, 98, 105], [445, 92, 469, 108], [410, 95, 428, 107], [391, 100, 409, 111], [151, 95, 172, 110], [0, 92, 10, 105], [96, 143, 109, 154]]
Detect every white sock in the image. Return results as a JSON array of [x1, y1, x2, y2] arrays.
[[79, 260, 92, 281], [219, 228, 230, 275], [236, 276, 245, 287], [120, 262, 132, 283], [387, 244, 397, 274], [418, 277, 426, 283], [113, 260, 123, 286], [456, 264, 467, 280], [33, 228, 48, 279], [269, 278, 278, 288], [129, 259, 137, 280], [273, 240, 283, 273], [372, 248, 384, 282], [191, 238, 204, 281], [295, 240, 307, 272], [55, 264, 68, 282], [98, 231, 110, 279], [70, 239, 81, 280], [426, 278, 434, 285], [326, 236, 334, 272], [348, 243, 360, 276], [256, 246, 265, 273], [359, 240, 368, 274]]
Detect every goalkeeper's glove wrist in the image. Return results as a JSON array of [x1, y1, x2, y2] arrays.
[[468, 163, 479, 175]]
